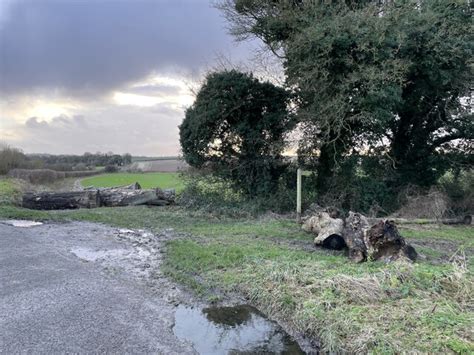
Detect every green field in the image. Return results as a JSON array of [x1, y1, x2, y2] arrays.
[[81, 172, 184, 191]]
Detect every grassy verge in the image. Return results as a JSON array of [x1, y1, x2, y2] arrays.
[[81, 172, 184, 191], [164, 238, 472, 353], [0, 180, 472, 353], [0, 178, 23, 205]]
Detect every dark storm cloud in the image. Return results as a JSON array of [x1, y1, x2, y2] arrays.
[[0, 0, 251, 96]]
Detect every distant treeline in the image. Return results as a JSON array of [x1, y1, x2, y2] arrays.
[[131, 156, 180, 162], [0, 144, 133, 175], [28, 152, 133, 170]]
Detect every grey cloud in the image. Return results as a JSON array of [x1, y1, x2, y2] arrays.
[[0, 0, 254, 96], [26, 115, 87, 129], [8, 105, 184, 155], [25, 117, 48, 129], [127, 83, 183, 97]]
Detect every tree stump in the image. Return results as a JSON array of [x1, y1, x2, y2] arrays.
[[365, 220, 417, 262], [302, 210, 417, 262]]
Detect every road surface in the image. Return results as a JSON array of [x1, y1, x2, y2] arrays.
[[0, 220, 195, 354]]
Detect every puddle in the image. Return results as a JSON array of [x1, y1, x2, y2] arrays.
[[173, 305, 304, 354], [2, 220, 43, 228], [70, 247, 128, 262]]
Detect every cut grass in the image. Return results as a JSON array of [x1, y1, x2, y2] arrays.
[[0, 193, 472, 353], [81, 172, 184, 191]]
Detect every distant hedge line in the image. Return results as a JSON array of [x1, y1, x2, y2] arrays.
[[8, 169, 103, 184]]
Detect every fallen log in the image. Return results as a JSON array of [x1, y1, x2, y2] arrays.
[[302, 212, 345, 250], [368, 215, 473, 226], [302, 209, 417, 262], [99, 188, 158, 207], [344, 212, 370, 262], [22, 190, 100, 210], [145, 188, 176, 206], [98, 186, 175, 207], [22, 183, 175, 210], [155, 188, 175, 201]]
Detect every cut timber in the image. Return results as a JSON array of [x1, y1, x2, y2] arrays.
[[302, 212, 345, 250], [344, 212, 370, 262], [146, 188, 176, 206], [98, 186, 175, 207], [155, 188, 175, 200], [22, 191, 100, 210], [302, 210, 417, 263], [99, 189, 158, 207], [21, 183, 175, 210]]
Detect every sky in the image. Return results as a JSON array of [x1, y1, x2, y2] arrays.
[[0, 0, 260, 156]]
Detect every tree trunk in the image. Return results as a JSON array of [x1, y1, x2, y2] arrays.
[[302, 210, 417, 262], [147, 188, 175, 206], [84, 182, 141, 191], [22, 191, 100, 210], [98, 186, 175, 207], [22, 184, 175, 210], [365, 220, 417, 262], [343, 212, 370, 262], [315, 143, 337, 194], [98, 189, 158, 207], [302, 211, 346, 250]]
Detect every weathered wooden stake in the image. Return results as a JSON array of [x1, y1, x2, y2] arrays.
[[296, 168, 302, 222]]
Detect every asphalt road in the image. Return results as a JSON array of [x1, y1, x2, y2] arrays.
[[0, 221, 195, 354]]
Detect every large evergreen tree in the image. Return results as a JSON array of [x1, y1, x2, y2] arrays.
[[179, 70, 293, 196]]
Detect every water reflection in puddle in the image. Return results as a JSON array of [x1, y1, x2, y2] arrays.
[[173, 304, 304, 354], [2, 220, 43, 228]]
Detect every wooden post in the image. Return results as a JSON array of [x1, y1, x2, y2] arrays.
[[296, 168, 302, 222]]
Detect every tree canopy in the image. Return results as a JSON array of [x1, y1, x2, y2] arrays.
[[220, 0, 473, 194], [179, 70, 293, 196]]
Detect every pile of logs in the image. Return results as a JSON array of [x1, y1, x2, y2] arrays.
[[303, 209, 417, 263], [22, 183, 175, 210]]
